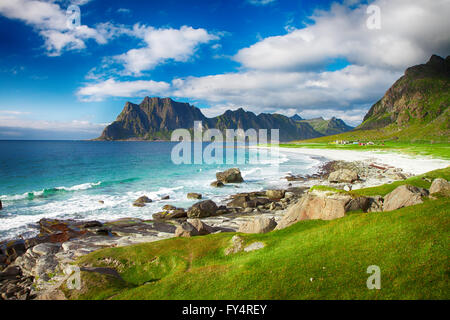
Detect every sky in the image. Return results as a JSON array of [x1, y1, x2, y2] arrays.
[[0, 0, 449, 139]]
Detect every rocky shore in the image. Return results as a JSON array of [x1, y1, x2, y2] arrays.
[[1, 160, 448, 300]]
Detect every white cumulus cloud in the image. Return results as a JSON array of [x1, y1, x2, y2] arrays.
[[114, 25, 219, 75], [76, 0, 450, 126], [77, 78, 171, 102], [0, 0, 124, 56]]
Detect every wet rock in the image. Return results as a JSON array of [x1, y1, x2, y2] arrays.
[[187, 193, 202, 200], [210, 180, 224, 188], [38, 219, 89, 243], [133, 202, 146, 207], [216, 168, 244, 183], [266, 190, 285, 200], [152, 208, 186, 220], [0, 200, 2, 210], [161, 195, 170, 200], [430, 178, 450, 196], [187, 200, 218, 218], [328, 169, 359, 183], [383, 185, 429, 211], [133, 196, 152, 206], [238, 217, 277, 234]]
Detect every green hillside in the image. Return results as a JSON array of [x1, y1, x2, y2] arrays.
[[298, 117, 353, 135], [294, 55, 449, 144], [65, 168, 450, 300]]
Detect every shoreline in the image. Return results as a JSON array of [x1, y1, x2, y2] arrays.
[[275, 146, 450, 175], [1, 147, 449, 300]]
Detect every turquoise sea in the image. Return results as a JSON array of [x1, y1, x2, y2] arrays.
[[0, 141, 323, 240]]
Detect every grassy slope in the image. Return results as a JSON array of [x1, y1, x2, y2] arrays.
[[66, 168, 450, 300]]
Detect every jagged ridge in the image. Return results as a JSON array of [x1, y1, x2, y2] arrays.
[[98, 98, 323, 142]]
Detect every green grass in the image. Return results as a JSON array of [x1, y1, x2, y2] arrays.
[[310, 167, 449, 198], [278, 141, 450, 160], [65, 169, 450, 300]]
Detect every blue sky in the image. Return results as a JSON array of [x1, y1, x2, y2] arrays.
[[0, 0, 449, 139]]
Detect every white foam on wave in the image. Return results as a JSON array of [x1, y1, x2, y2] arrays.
[[0, 181, 102, 201], [0, 149, 327, 241]]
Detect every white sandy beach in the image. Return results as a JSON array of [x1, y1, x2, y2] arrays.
[[277, 147, 450, 175]]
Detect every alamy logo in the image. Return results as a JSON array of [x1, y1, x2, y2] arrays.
[[366, 265, 381, 290], [66, 5, 81, 29], [366, 5, 381, 30], [170, 121, 280, 166], [65, 265, 81, 290]]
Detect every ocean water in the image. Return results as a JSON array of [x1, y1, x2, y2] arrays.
[[0, 141, 322, 241]]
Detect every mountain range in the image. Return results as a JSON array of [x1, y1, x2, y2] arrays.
[[97, 98, 353, 142], [97, 54, 449, 143], [293, 117, 354, 136]]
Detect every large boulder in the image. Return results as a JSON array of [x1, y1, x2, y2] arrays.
[[187, 200, 218, 218], [429, 178, 450, 196], [266, 190, 285, 200], [187, 219, 215, 235], [276, 193, 351, 230], [383, 185, 429, 212], [328, 169, 359, 183], [175, 219, 214, 237], [216, 168, 244, 183], [238, 217, 277, 234]]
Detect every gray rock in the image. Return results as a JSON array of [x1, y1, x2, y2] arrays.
[[243, 198, 270, 208], [383, 185, 429, 212], [430, 178, 450, 196], [175, 222, 200, 238], [238, 217, 277, 234], [244, 242, 265, 252], [187, 219, 215, 236], [276, 193, 351, 230], [187, 200, 218, 218], [266, 190, 286, 200], [31, 243, 61, 256], [225, 235, 244, 255], [328, 169, 359, 183]]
